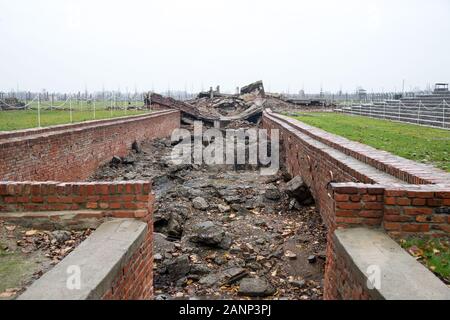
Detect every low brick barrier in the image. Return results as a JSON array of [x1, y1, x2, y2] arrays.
[[262, 109, 450, 299], [0, 110, 182, 300], [0, 110, 180, 181], [325, 228, 450, 300], [19, 219, 153, 300], [332, 183, 450, 236], [0, 181, 153, 220], [1, 180, 155, 300]]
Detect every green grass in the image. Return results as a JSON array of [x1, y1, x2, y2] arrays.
[[0, 243, 37, 294], [400, 237, 450, 284], [289, 112, 450, 172], [0, 101, 148, 131]]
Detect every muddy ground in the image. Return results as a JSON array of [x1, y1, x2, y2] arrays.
[[0, 222, 91, 299], [91, 124, 327, 300]]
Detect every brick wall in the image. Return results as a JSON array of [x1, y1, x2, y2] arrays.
[[262, 110, 450, 235], [262, 109, 450, 300], [382, 185, 450, 236], [0, 180, 155, 300], [262, 110, 397, 230], [102, 229, 153, 300], [0, 110, 180, 182], [0, 110, 182, 300], [332, 183, 385, 230], [0, 181, 153, 219], [267, 110, 450, 185], [323, 232, 373, 300]]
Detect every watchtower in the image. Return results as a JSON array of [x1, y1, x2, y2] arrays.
[[434, 83, 449, 93]]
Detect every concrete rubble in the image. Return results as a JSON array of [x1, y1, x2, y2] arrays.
[[90, 120, 328, 300], [148, 80, 334, 127], [149, 81, 267, 126]]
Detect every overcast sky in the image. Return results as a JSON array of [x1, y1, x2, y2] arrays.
[[0, 0, 449, 94]]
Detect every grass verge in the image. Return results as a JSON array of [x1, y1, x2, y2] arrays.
[[400, 237, 449, 284], [289, 112, 450, 172], [0, 108, 148, 131]]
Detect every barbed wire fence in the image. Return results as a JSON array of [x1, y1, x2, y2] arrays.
[[0, 91, 147, 129], [338, 99, 450, 130]]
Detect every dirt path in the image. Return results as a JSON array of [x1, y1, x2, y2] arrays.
[[91, 125, 327, 300]]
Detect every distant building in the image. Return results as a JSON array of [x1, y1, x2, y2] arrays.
[[356, 87, 367, 100], [434, 83, 449, 93]]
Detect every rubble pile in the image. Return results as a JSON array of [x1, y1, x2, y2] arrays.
[[91, 122, 327, 300], [150, 81, 268, 126], [187, 96, 253, 118], [0, 98, 26, 111]]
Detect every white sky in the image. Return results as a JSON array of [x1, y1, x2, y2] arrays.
[[0, 0, 449, 93]]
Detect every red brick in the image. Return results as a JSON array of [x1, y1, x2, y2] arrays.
[[99, 202, 109, 209], [16, 196, 29, 203], [384, 222, 401, 231], [333, 186, 359, 194], [401, 224, 430, 232], [31, 196, 44, 203], [384, 215, 412, 222], [431, 215, 447, 223], [433, 224, 450, 233], [426, 198, 442, 207], [396, 198, 411, 206], [335, 210, 356, 217], [123, 202, 138, 210], [404, 208, 433, 216], [334, 194, 349, 202], [86, 202, 98, 209], [435, 191, 450, 199], [136, 195, 150, 202], [411, 198, 426, 206], [385, 190, 406, 197], [336, 202, 362, 210], [109, 202, 122, 209], [4, 197, 16, 203], [86, 185, 95, 195], [362, 195, 377, 202], [363, 202, 384, 210], [336, 217, 362, 225], [359, 210, 383, 218], [367, 188, 384, 195], [385, 207, 401, 215], [406, 191, 434, 199], [134, 210, 148, 218], [111, 211, 135, 218], [416, 215, 432, 223]]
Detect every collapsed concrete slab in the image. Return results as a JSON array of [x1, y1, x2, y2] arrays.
[[240, 80, 265, 96], [148, 81, 267, 126]]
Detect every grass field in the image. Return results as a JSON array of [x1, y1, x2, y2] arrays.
[[400, 237, 449, 284], [289, 112, 450, 172], [0, 100, 148, 131]]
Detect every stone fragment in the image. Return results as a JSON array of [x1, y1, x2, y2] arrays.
[[165, 255, 191, 281], [265, 185, 281, 201], [307, 255, 317, 264], [193, 197, 209, 210], [132, 141, 142, 153], [218, 204, 231, 213], [189, 221, 232, 249], [284, 250, 297, 260], [285, 176, 313, 203], [51, 230, 71, 244], [238, 278, 275, 297]]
